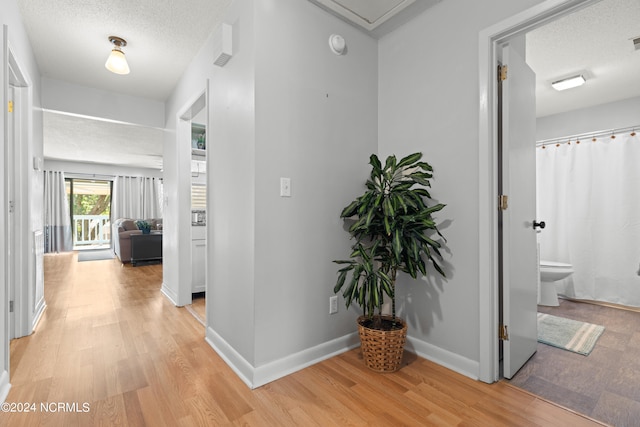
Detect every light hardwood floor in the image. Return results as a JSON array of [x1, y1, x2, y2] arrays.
[[0, 252, 605, 426]]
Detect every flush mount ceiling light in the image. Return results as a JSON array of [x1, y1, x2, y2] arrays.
[[105, 36, 130, 75], [551, 75, 585, 91]]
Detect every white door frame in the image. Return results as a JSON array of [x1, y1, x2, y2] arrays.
[[174, 84, 208, 307], [477, 0, 601, 383], [7, 45, 32, 340], [0, 25, 10, 401], [7, 43, 33, 340]]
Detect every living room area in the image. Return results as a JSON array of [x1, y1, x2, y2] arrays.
[[43, 159, 165, 265]]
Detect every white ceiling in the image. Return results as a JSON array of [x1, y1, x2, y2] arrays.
[[15, 0, 640, 170], [17, 0, 232, 101], [308, 0, 441, 36], [526, 0, 640, 118], [43, 111, 165, 169]]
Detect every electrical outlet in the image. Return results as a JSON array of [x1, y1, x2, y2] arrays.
[[329, 296, 338, 314]]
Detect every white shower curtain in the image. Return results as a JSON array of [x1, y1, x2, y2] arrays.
[[537, 133, 640, 307], [111, 176, 162, 220], [43, 170, 73, 253]]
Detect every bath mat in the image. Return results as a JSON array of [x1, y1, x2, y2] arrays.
[[77, 249, 114, 262], [537, 313, 604, 356]]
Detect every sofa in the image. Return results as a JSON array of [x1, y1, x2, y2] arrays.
[[112, 218, 163, 263]]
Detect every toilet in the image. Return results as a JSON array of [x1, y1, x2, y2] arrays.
[[539, 260, 574, 306]]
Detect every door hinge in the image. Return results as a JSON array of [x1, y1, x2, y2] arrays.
[[499, 324, 509, 341], [499, 65, 508, 82], [9, 301, 14, 313], [8, 100, 13, 113], [499, 195, 509, 211]]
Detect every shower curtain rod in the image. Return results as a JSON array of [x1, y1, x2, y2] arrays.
[[536, 124, 639, 147]]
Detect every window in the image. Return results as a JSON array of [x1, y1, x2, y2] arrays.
[[191, 184, 206, 209]]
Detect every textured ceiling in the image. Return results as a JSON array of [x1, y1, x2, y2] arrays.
[[309, 0, 440, 37], [43, 112, 164, 169], [15, 0, 640, 170], [334, 0, 408, 23], [527, 0, 640, 117], [17, 0, 231, 170], [17, 0, 232, 102]]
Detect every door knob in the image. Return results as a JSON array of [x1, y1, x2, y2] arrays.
[[533, 220, 546, 230]]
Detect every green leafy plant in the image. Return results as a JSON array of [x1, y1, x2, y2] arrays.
[[136, 220, 151, 233], [333, 152, 446, 328]]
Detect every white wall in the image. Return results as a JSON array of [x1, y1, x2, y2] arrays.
[[161, 3, 228, 309], [42, 78, 164, 128], [207, 0, 257, 368], [378, 0, 544, 377], [164, 0, 378, 387], [0, 0, 44, 402], [253, 0, 378, 370], [536, 95, 640, 141]]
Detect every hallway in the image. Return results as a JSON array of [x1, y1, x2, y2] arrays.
[[1, 253, 604, 426]]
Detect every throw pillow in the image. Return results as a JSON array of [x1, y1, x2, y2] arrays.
[[121, 219, 138, 231]]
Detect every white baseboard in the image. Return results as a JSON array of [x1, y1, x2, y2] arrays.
[[0, 370, 11, 403], [406, 336, 480, 380], [252, 332, 360, 388], [205, 326, 360, 389], [205, 327, 254, 388], [160, 282, 179, 306], [32, 299, 46, 332]]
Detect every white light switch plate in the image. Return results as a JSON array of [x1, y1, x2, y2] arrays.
[[280, 177, 291, 197]]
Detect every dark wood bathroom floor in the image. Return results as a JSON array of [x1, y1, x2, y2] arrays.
[[509, 299, 640, 427]]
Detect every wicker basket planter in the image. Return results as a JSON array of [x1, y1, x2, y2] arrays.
[[357, 315, 408, 373]]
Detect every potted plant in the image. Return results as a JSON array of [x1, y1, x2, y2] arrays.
[[136, 220, 152, 234], [334, 152, 446, 372]]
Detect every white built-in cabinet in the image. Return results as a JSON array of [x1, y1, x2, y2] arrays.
[[191, 118, 207, 295], [191, 226, 206, 293]]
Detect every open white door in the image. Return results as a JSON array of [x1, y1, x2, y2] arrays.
[[500, 43, 538, 379]]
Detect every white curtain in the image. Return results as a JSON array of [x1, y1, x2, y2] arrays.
[[43, 171, 72, 253], [537, 133, 640, 307], [141, 177, 162, 218], [111, 176, 162, 220]]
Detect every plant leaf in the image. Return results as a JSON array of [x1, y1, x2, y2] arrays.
[[397, 152, 422, 168]]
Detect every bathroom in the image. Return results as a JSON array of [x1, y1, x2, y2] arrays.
[[535, 100, 640, 309], [508, 1, 640, 424], [515, 94, 640, 426]]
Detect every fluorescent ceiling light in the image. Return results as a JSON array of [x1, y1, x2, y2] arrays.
[[551, 75, 585, 91]]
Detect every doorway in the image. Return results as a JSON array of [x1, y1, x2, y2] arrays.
[[477, 0, 602, 383], [65, 178, 112, 250], [5, 40, 41, 342], [175, 86, 208, 318], [481, 0, 639, 424]]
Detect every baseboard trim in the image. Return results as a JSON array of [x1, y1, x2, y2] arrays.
[[406, 336, 479, 380], [0, 370, 11, 403], [160, 283, 179, 306], [205, 326, 360, 389], [252, 332, 360, 388], [32, 298, 46, 332], [205, 327, 255, 389]]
